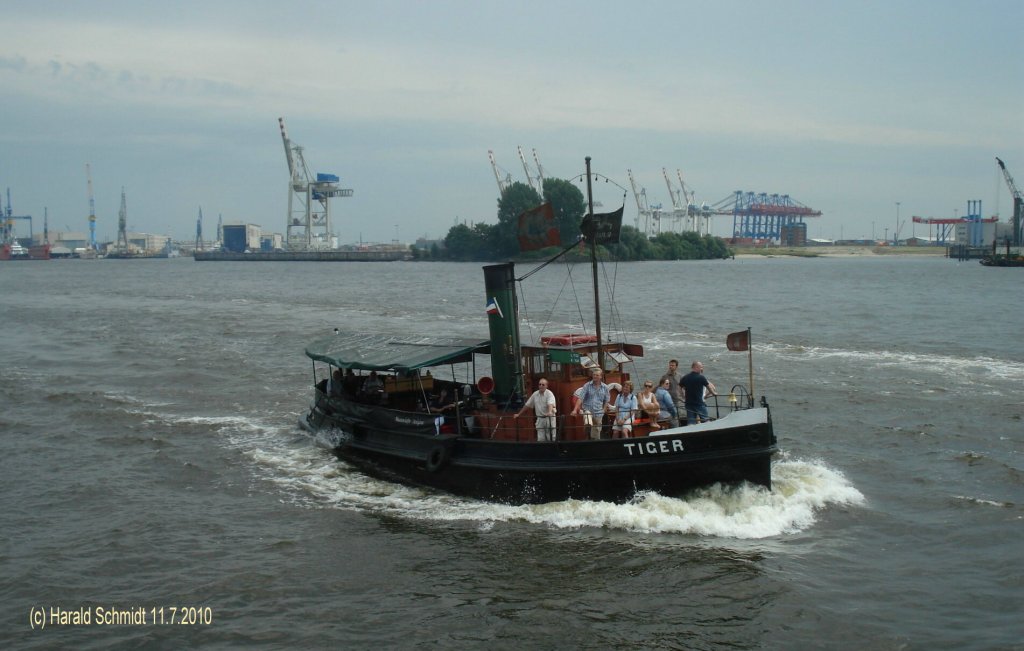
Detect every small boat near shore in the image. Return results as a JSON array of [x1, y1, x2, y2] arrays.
[[298, 159, 779, 504], [980, 254, 1024, 267], [979, 240, 1024, 267]]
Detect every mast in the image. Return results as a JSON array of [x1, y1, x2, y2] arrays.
[[585, 156, 605, 371]]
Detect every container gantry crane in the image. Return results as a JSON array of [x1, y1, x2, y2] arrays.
[[996, 157, 1022, 246], [627, 169, 659, 235], [719, 191, 822, 242], [2, 189, 33, 245], [488, 150, 512, 196], [532, 149, 546, 192], [195, 207, 204, 252], [115, 187, 129, 252], [662, 167, 684, 231], [279, 117, 352, 251], [517, 146, 537, 193], [85, 163, 97, 250]]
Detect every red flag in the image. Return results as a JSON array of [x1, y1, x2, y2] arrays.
[[726, 330, 749, 351], [517, 203, 560, 252]]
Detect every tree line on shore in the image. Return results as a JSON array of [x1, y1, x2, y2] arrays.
[[411, 178, 732, 262]]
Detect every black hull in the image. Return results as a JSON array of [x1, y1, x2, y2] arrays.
[[980, 256, 1024, 267], [301, 400, 777, 505]]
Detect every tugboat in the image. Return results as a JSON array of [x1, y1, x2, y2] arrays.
[[299, 159, 778, 504]]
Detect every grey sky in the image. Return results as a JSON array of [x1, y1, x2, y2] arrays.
[[2, 0, 1022, 243]]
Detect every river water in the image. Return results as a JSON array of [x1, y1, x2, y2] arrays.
[[1, 255, 1021, 650]]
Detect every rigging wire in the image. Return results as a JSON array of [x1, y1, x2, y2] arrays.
[[517, 256, 589, 341]]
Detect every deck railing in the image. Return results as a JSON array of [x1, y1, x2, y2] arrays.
[[470, 395, 755, 442], [318, 383, 756, 443]]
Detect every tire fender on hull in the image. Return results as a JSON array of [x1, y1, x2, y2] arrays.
[[425, 443, 451, 472]]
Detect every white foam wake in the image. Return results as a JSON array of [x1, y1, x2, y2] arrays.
[[100, 397, 867, 540], [242, 429, 864, 540]]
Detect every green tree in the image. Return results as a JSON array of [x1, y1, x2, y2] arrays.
[[496, 182, 543, 258], [541, 178, 587, 246], [610, 225, 653, 260], [655, 232, 700, 259], [471, 222, 499, 259], [444, 223, 477, 260]]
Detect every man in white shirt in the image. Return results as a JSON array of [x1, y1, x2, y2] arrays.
[[515, 378, 557, 442]]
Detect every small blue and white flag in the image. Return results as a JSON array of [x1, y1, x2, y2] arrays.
[[485, 297, 503, 318]]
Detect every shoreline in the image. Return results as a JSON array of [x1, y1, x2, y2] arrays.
[[732, 245, 947, 258]]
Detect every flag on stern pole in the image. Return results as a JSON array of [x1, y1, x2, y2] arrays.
[[485, 297, 503, 318], [727, 328, 754, 404], [580, 206, 624, 244], [517, 202, 561, 252], [726, 329, 750, 352]]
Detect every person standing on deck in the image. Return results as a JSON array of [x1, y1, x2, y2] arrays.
[[570, 368, 615, 440], [609, 380, 638, 438], [637, 380, 662, 429], [660, 359, 685, 420], [680, 361, 717, 425], [515, 378, 557, 442], [327, 369, 345, 398], [655, 378, 679, 428]]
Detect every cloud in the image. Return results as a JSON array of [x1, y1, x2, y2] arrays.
[[5, 14, 1003, 152]]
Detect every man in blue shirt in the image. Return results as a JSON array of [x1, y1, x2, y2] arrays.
[[680, 361, 717, 425], [570, 368, 614, 440]]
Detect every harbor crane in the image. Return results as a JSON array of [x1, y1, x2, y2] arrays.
[[516, 146, 547, 194], [675, 169, 715, 235], [488, 150, 512, 196], [662, 168, 711, 235], [279, 117, 353, 251], [911, 214, 998, 245], [996, 157, 1022, 246], [2, 189, 33, 244], [195, 207, 204, 252], [517, 146, 536, 193], [532, 149, 546, 191], [628, 167, 712, 237], [676, 170, 696, 210], [627, 169, 661, 235], [490, 148, 545, 197], [663, 167, 685, 232], [115, 187, 129, 252], [717, 191, 822, 242], [85, 163, 97, 251]]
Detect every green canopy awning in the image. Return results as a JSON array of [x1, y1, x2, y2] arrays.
[[305, 333, 491, 372]]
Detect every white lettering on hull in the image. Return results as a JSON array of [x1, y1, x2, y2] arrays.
[[623, 439, 685, 456]]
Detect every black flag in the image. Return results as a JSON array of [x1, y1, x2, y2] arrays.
[[580, 206, 624, 244]]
